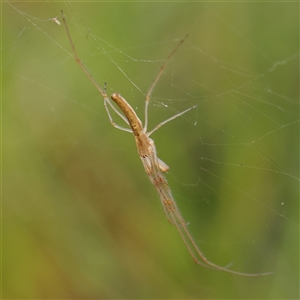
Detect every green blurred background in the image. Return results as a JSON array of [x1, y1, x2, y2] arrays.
[[2, 1, 299, 299]]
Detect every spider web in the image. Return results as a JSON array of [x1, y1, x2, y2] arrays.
[[2, 1, 299, 299]]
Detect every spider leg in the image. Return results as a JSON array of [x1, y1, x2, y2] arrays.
[[104, 97, 133, 133], [61, 11, 132, 133], [147, 105, 197, 137], [144, 35, 189, 132]]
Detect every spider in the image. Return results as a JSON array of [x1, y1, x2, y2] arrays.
[[61, 11, 273, 276]]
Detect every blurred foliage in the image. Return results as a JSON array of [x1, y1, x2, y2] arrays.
[[2, 1, 299, 299]]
